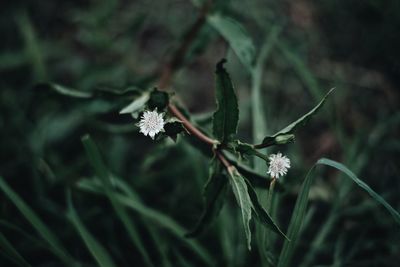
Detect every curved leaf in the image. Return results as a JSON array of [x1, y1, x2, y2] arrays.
[[81, 135, 154, 266], [245, 180, 288, 240], [77, 179, 214, 266], [0, 177, 74, 266], [317, 158, 400, 225], [227, 166, 253, 250], [278, 158, 400, 267], [212, 59, 239, 143], [277, 166, 317, 267], [208, 14, 255, 71], [67, 194, 117, 267], [119, 92, 150, 114], [186, 159, 228, 237], [0, 233, 32, 267], [261, 88, 334, 147]]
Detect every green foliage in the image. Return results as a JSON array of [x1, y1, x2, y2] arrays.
[[277, 166, 317, 267], [0, 233, 32, 267], [0, 177, 74, 266], [212, 59, 239, 144], [278, 158, 400, 267], [82, 135, 154, 266], [148, 88, 170, 111], [78, 178, 214, 265], [317, 159, 400, 225], [261, 88, 335, 147], [119, 92, 150, 114], [246, 181, 288, 240], [1, 1, 400, 266], [207, 14, 255, 71], [226, 166, 253, 250], [186, 159, 228, 237], [164, 120, 186, 141], [67, 193, 118, 267]]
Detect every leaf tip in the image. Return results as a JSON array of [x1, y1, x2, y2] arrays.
[[216, 58, 227, 73]]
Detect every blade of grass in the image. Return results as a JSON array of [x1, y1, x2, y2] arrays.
[[278, 42, 322, 101], [278, 157, 400, 267], [16, 11, 47, 80], [251, 25, 281, 146], [277, 166, 317, 267], [81, 134, 154, 266], [0, 232, 32, 267], [317, 158, 400, 225], [77, 178, 214, 266], [0, 177, 74, 266], [66, 192, 117, 267]]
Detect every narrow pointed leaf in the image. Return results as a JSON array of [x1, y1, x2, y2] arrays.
[[208, 14, 255, 71], [317, 158, 400, 225], [278, 157, 400, 267], [66, 195, 117, 267], [277, 166, 317, 267], [119, 92, 150, 114], [77, 179, 214, 266], [186, 159, 228, 237], [81, 135, 154, 266], [261, 88, 334, 147], [0, 232, 32, 267], [245, 180, 288, 240], [0, 177, 73, 266], [36, 83, 92, 98], [212, 59, 239, 143], [227, 166, 253, 250]]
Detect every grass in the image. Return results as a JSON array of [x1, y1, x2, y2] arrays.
[[1, 1, 399, 266]]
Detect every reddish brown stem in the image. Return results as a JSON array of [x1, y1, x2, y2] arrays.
[[215, 149, 232, 169], [168, 104, 218, 145]]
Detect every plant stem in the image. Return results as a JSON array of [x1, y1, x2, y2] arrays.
[[167, 104, 219, 146], [264, 177, 277, 266], [252, 149, 270, 162], [267, 178, 276, 212]]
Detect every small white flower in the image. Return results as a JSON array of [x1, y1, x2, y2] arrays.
[[138, 110, 165, 139], [267, 152, 290, 179]]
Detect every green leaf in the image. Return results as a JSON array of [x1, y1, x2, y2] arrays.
[[261, 88, 334, 147], [317, 158, 400, 225], [227, 166, 253, 250], [278, 157, 400, 267], [148, 88, 169, 111], [208, 14, 255, 71], [77, 179, 214, 266], [0, 177, 74, 266], [0, 232, 32, 267], [164, 120, 186, 142], [278, 42, 323, 101], [36, 82, 92, 98], [37, 82, 141, 100], [81, 135, 154, 266], [245, 181, 288, 241], [66, 193, 117, 267], [212, 59, 239, 143], [186, 159, 228, 237], [119, 91, 150, 114], [277, 166, 317, 267]]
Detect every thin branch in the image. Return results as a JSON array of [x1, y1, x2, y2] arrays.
[[168, 104, 218, 145]]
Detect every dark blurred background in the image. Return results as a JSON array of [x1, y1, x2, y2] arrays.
[[1, 0, 399, 266]]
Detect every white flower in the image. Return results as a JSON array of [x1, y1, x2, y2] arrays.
[[138, 110, 165, 139], [267, 152, 290, 179]]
